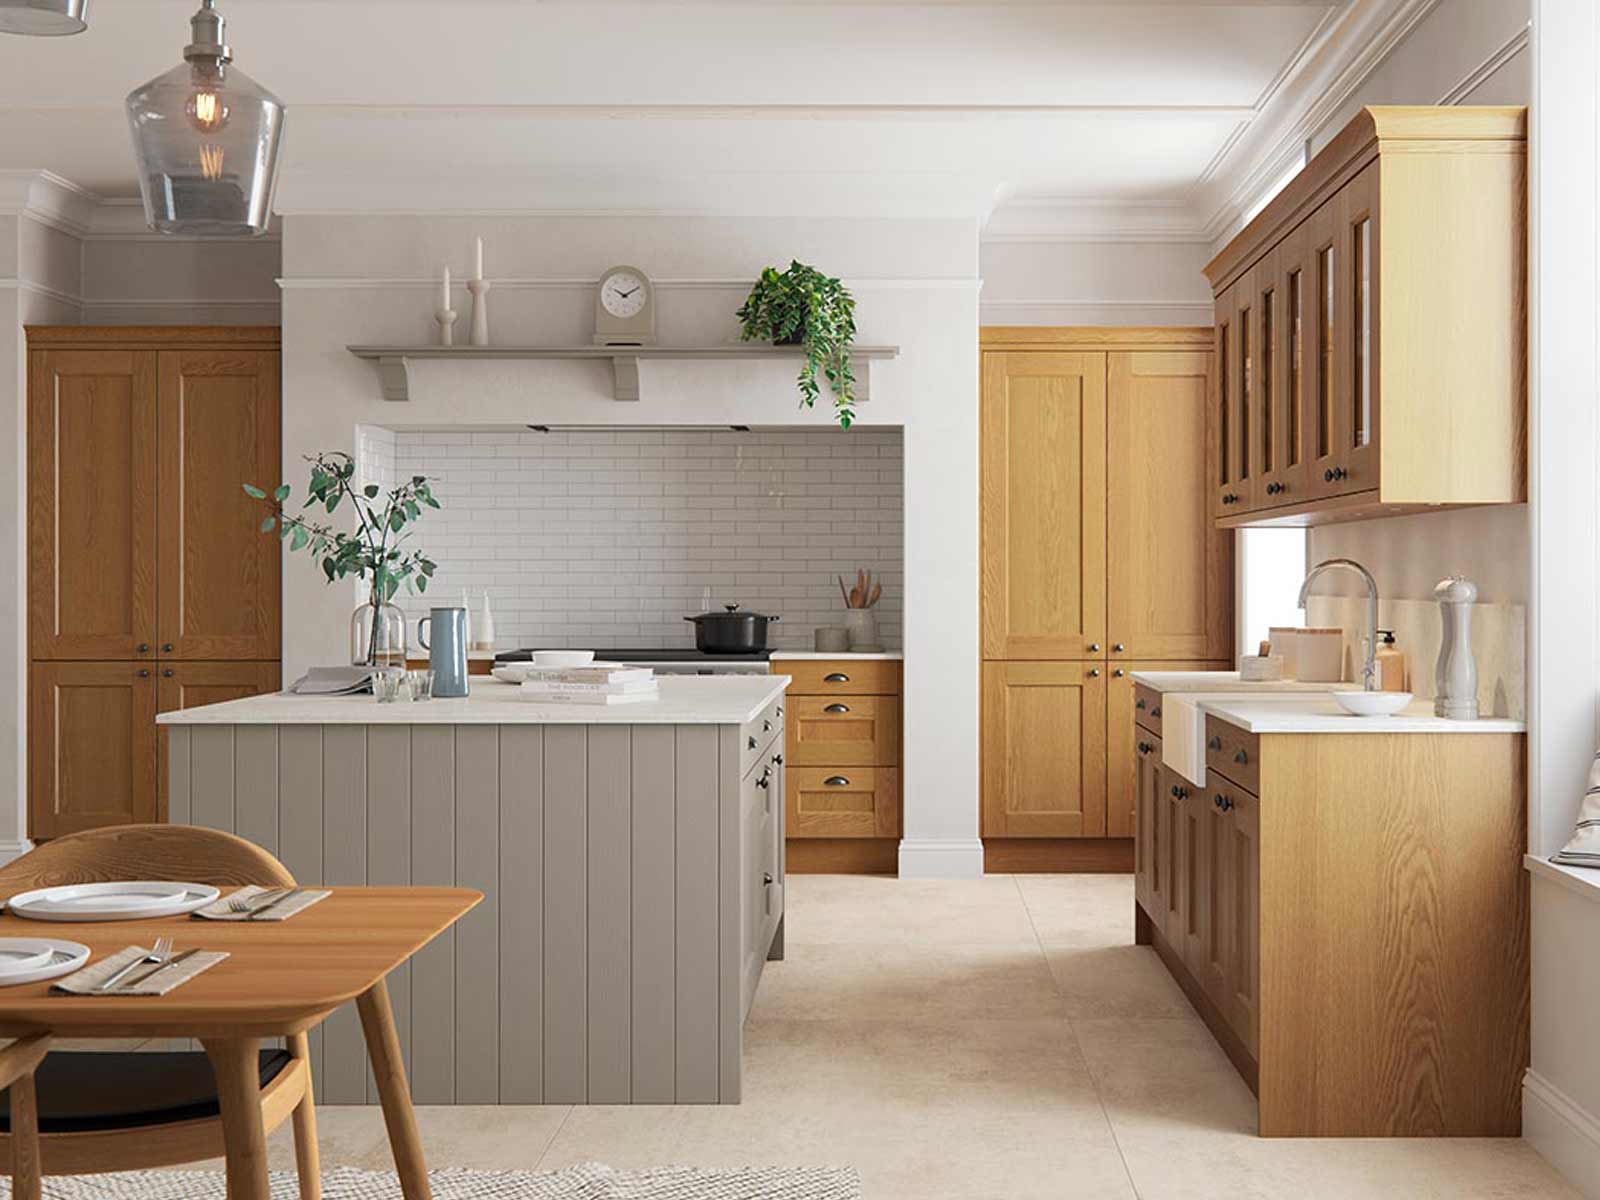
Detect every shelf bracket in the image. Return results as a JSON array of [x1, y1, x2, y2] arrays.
[[611, 354, 640, 402], [376, 355, 413, 402], [851, 355, 871, 404]]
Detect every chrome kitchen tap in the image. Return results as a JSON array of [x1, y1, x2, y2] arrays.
[[1297, 557, 1379, 692]]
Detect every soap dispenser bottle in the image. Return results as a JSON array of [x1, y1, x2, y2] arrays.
[[1374, 629, 1406, 692]]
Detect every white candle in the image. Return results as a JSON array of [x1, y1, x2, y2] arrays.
[[441, 265, 451, 310], [474, 237, 484, 282]]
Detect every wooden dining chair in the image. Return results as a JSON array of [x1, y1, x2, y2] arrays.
[[0, 824, 321, 1199]]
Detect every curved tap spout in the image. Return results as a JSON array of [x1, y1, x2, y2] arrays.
[[1296, 557, 1380, 691]]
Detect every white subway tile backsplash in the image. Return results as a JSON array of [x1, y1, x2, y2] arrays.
[[356, 427, 904, 651]]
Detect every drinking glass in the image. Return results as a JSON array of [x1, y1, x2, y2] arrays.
[[373, 668, 406, 703], [407, 668, 435, 701]]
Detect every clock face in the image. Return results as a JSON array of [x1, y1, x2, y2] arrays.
[[600, 272, 648, 319]]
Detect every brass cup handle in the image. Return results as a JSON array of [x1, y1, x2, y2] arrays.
[[823, 776, 851, 787], [824, 672, 850, 683], [824, 703, 851, 714]]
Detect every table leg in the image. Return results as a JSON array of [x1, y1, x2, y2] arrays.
[[12, 1072, 40, 1200], [357, 978, 432, 1200], [288, 1032, 322, 1200], [202, 1037, 270, 1200]]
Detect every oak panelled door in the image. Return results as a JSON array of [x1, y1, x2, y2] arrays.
[[981, 661, 1107, 837], [1107, 352, 1233, 660], [158, 350, 282, 660], [980, 352, 1108, 660], [27, 350, 159, 661], [29, 662, 159, 837]]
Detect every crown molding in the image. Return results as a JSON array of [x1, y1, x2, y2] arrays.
[[1438, 20, 1530, 106], [0, 169, 102, 238], [1192, 0, 1443, 245], [981, 200, 1210, 245]]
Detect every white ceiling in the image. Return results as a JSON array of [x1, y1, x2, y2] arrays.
[[0, 0, 1384, 230]]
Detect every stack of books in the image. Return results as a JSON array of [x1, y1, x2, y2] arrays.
[[518, 663, 659, 705]]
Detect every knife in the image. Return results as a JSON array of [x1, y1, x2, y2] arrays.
[[113, 948, 202, 993], [248, 888, 304, 920]]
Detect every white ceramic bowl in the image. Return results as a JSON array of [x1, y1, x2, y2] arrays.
[[1333, 691, 1413, 717], [531, 650, 596, 668]]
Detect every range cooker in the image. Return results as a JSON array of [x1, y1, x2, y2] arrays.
[[494, 648, 774, 675]]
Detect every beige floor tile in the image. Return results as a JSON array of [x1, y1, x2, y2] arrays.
[[753, 941, 1067, 1022], [1043, 943, 1194, 1019], [338, 1105, 573, 1171], [1070, 1015, 1257, 1135], [1018, 873, 1139, 945], [782, 874, 1038, 947]]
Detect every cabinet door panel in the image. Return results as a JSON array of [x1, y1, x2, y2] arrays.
[[1267, 220, 1314, 508], [156, 660, 281, 819], [785, 767, 900, 838], [982, 662, 1107, 837], [1227, 789, 1260, 1054], [981, 352, 1107, 659], [1336, 162, 1381, 494], [28, 350, 158, 660], [1157, 767, 1187, 938], [29, 661, 157, 838], [1108, 662, 1228, 839], [157, 350, 282, 660], [1133, 731, 1163, 922], [1305, 195, 1346, 499], [1108, 353, 1232, 660]]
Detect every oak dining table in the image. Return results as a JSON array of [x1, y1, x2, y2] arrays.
[[0, 885, 481, 1200]]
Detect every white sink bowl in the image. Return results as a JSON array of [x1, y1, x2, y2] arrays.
[[1332, 691, 1414, 717], [531, 650, 596, 668]]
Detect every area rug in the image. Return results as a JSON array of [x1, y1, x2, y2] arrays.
[[0, 1164, 861, 1199]]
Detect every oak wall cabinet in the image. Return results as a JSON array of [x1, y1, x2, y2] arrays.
[[1130, 679, 1528, 1137], [26, 326, 282, 839], [979, 328, 1233, 863], [1207, 106, 1527, 527]]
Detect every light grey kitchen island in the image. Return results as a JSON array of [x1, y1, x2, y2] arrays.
[[157, 675, 788, 1106]]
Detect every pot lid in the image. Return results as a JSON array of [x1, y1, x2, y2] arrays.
[[686, 603, 778, 621]]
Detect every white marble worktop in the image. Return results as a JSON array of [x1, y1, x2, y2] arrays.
[[1197, 695, 1526, 734], [768, 650, 903, 661], [157, 675, 790, 727], [1129, 670, 1355, 693]]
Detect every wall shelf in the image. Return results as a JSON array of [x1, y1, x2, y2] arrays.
[[345, 343, 900, 403]]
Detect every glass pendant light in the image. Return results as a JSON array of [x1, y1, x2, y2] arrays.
[[125, 0, 284, 237], [0, 0, 89, 36]]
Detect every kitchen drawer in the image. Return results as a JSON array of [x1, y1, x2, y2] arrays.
[[787, 767, 901, 838], [1134, 683, 1164, 736], [788, 696, 899, 767], [1204, 716, 1260, 795], [740, 693, 786, 778], [781, 659, 902, 696]]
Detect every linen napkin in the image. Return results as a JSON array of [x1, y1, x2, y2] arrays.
[[1553, 750, 1600, 869], [193, 885, 331, 922], [51, 945, 228, 996]]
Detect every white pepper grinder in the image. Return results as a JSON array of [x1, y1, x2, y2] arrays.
[[1433, 575, 1478, 720]]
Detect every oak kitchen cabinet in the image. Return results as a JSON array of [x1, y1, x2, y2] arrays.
[[1130, 678, 1528, 1137], [26, 327, 282, 839], [979, 329, 1233, 856], [1207, 106, 1526, 527]]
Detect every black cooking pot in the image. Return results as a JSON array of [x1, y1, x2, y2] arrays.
[[685, 603, 780, 653]]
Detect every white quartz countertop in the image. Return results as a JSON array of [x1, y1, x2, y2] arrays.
[[768, 650, 902, 661], [1197, 695, 1526, 734], [1129, 670, 1356, 693], [157, 675, 791, 727]]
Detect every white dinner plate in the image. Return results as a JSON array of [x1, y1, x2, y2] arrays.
[[0, 938, 90, 986], [7, 881, 221, 923]]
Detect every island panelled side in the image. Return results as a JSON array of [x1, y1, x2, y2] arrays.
[[166, 701, 785, 1106]]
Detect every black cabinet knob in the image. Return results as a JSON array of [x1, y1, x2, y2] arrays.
[[1234, 749, 1249, 765], [1207, 736, 1222, 751], [772, 754, 784, 766], [1151, 706, 1162, 718], [1324, 466, 1348, 483], [1088, 668, 1101, 678], [162, 643, 174, 653], [136, 643, 150, 654], [747, 736, 757, 749], [1088, 643, 1101, 653], [137, 669, 150, 678], [162, 668, 174, 678], [1214, 794, 1225, 809], [1170, 785, 1180, 797], [1112, 668, 1125, 678], [1112, 643, 1125, 653], [1135, 698, 1146, 710]]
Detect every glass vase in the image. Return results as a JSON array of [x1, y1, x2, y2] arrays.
[[351, 592, 407, 668]]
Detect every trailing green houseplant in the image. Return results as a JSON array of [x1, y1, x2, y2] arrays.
[[244, 451, 441, 665], [736, 260, 859, 428]]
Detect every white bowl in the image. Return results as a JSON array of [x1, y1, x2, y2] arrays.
[[1333, 691, 1414, 717], [531, 650, 596, 668]]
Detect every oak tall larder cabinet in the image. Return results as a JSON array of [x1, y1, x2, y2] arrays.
[[27, 327, 282, 838], [980, 328, 1232, 863]]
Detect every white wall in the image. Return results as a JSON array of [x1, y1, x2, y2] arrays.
[[280, 213, 983, 878], [80, 235, 279, 325], [978, 239, 1213, 327]]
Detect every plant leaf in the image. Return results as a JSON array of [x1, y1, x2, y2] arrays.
[[272, 483, 290, 502], [260, 516, 276, 533], [242, 484, 266, 499]]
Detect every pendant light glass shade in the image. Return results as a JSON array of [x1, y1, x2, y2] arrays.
[[0, 0, 89, 36], [125, 0, 284, 237]]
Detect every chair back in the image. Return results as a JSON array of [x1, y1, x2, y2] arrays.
[[0, 825, 295, 901]]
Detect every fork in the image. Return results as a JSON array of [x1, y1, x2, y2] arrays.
[[94, 936, 173, 993], [227, 888, 285, 915]]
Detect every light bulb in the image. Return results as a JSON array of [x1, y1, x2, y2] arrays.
[[198, 144, 225, 181], [186, 87, 229, 132]]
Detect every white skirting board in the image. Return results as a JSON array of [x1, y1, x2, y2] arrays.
[[1525, 1071, 1600, 1199], [897, 837, 984, 880], [0, 839, 34, 866]]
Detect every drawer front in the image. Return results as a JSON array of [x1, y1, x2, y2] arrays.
[[780, 659, 902, 696], [786, 766, 901, 838], [740, 693, 787, 778], [1204, 716, 1260, 794], [1134, 683, 1164, 736], [788, 696, 900, 767]]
